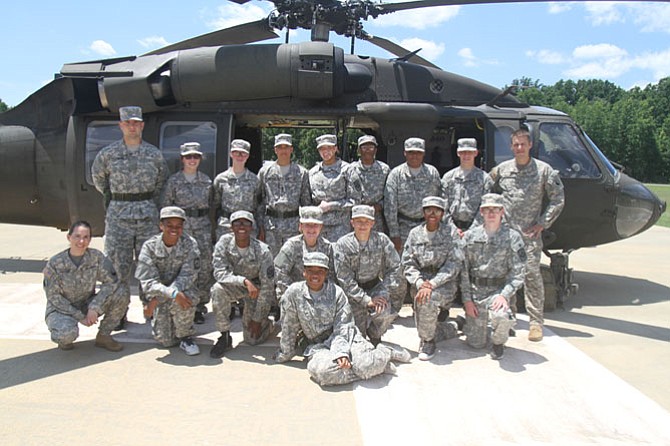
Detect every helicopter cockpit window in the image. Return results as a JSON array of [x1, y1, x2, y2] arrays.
[[159, 121, 217, 178], [493, 124, 515, 166], [85, 121, 123, 185], [538, 123, 600, 179]]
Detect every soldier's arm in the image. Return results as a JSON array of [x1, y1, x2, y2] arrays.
[[154, 154, 169, 203], [401, 235, 423, 287], [273, 242, 295, 302], [345, 166, 364, 205], [300, 168, 313, 206], [135, 245, 175, 302], [159, 176, 176, 209], [212, 239, 245, 286], [540, 168, 565, 229], [501, 231, 526, 300], [380, 235, 401, 291], [274, 286, 301, 363], [329, 285, 355, 360], [90, 150, 108, 195], [172, 240, 200, 294], [431, 237, 463, 288], [333, 243, 371, 306], [89, 254, 119, 312], [384, 172, 400, 239], [43, 263, 86, 321], [253, 247, 275, 322]]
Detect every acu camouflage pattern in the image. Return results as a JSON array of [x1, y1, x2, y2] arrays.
[[213, 168, 262, 238], [135, 233, 201, 347], [258, 162, 312, 255], [275, 281, 392, 386], [44, 248, 126, 343], [461, 224, 526, 348], [384, 163, 442, 242], [161, 170, 214, 305], [309, 159, 353, 242], [346, 160, 390, 232], [441, 166, 493, 228]]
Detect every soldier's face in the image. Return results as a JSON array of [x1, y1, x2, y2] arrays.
[[511, 136, 532, 162], [351, 217, 374, 236], [274, 144, 293, 163], [230, 150, 249, 164], [358, 143, 377, 164], [423, 206, 444, 226], [231, 218, 253, 241], [404, 150, 425, 168], [160, 218, 184, 246], [304, 266, 328, 291], [300, 222, 322, 245], [480, 206, 503, 225], [67, 225, 91, 254], [119, 120, 144, 140], [318, 145, 337, 164], [457, 150, 477, 167]]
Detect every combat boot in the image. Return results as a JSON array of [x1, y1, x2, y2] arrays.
[[418, 339, 436, 361], [58, 342, 74, 351], [528, 325, 543, 342], [95, 333, 123, 352], [491, 344, 504, 360], [210, 331, 232, 358]]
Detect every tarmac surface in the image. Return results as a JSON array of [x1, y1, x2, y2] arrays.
[[0, 223, 669, 445]]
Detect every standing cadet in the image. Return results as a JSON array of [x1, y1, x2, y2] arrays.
[[333, 205, 402, 345], [274, 206, 335, 303], [403, 196, 463, 361], [91, 106, 168, 325], [212, 139, 262, 239], [258, 133, 312, 256], [273, 252, 411, 386], [461, 194, 525, 359], [490, 128, 564, 342], [161, 142, 213, 324], [441, 138, 493, 232], [384, 137, 442, 252], [135, 207, 201, 356], [309, 134, 353, 242], [43, 221, 125, 351], [346, 135, 390, 233], [210, 211, 276, 358]]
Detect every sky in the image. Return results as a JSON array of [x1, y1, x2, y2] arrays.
[[2, 0, 670, 107]]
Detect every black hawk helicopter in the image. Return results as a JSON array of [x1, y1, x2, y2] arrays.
[[0, 0, 666, 309]]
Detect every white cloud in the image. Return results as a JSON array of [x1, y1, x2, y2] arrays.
[[89, 40, 116, 56], [547, 1, 575, 14], [373, 6, 460, 30], [399, 38, 445, 61], [584, 2, 623, 26], [572, 43, 627, 60], [563, 46, 670, 82], [526, 49, 566, 65], [629, 3, 670, 34], [208, 4, 270, 30], [138, 36, 169, 49], [457, 47, 497, 68]]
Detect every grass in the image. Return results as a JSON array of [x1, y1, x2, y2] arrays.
[[646, 184, 670, 228]]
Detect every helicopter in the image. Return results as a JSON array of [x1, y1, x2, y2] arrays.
[[0, 0, 666, 310]]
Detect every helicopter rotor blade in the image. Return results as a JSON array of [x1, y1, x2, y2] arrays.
[[363, 34, 440, 69], [143, 19, 279, 56], [377, 0, 612, 14]]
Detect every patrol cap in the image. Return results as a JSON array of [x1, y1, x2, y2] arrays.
[[299, 206, 323, 224], [303, 252, 330, 269], [457, 138, 478, 152], [422, 196, 446, 210], [160, 206, 186, 220], [230, 139, 251, 154], [316, 134, 337, 149], [180, 142, 203, 157], [404, 137, 425, 152], [480, 193, 504, 208], [357, 135, 378, 147], [351, 205, 375, 221], [230, 210, 255, 225], [119, 106, 143, 122], [274, 133, 293, 147]]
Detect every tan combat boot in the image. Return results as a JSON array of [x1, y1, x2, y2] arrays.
[[528, 325, 543, 342], [95, 333, 123, 352]]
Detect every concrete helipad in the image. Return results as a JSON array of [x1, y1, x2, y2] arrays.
[[0, 223, 669, 445]]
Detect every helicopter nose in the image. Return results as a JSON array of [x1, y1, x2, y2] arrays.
[[615, 174, 666, 239]]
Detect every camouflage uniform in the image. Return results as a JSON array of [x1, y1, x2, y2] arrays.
[[402, 222, 463, 343], [441, 166, 493, 230], [384, 163, 442, 245], [275, 281, 393, 386], [161, 171, 214, 306], [91, 139, 168, 303], [490, 158, 564, 326], [135, 233, 200, 347], [274, 235, 335, 302], [461, 224, 525, 348], [309, 159, 353, 242], [43, 248, 126, 345], [333, 231, 402, 338], [258, 162, 312, 256], [211, 234, 275, 345], [212, 168, 262, 238], [346, 159, 390, 233]]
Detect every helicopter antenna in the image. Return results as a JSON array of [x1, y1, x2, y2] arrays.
[[486, 85, 518, 107]]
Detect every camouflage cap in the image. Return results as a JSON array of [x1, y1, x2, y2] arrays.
[[230, 210, 255, 225], [351, 205, 375, 220], [357, 135, 378, 147], [303, 251, 330, 269], [180, 142, 203, 156], [119, 106, 143, 122], [230, 139, 251, 154], [316, 134, 337, 149], [160, 206, 186, 220], [480, 193, 504, 208], [422, 196, 446, 210], [299, 206, 324, 224], [274, 133, 293, 147], [457, 138, 478, 152], [404, 137, 425, 152]]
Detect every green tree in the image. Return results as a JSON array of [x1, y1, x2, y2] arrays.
[[0, 98, 8, 113]]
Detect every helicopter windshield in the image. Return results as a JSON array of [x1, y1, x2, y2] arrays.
[[583, 131, 619, 179], [537, 123, 601, 179]]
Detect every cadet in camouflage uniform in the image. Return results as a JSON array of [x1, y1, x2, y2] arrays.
[[309, 134, 353, 242], [274, 206, 335, 303], [258, 134, 312, 256], [489, 128, 564, 342], [161, 142, 213, 324], [135, 207, 201, 355], [43, 221, 125, 351], [212, 139, 262, 239], [273, 252, 411, 386], [461, 194, 525, 360], [346, 135, 390, 233], [91, 106, 168, 320], [441, 138, 493, 231], [384, 137, 442, 252], [333, 205, 401, 344], [402, 196, 463, 361], [210, 211, 276, 358]]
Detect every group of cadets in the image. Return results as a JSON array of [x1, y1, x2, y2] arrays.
[[43, 105, 565, 386]]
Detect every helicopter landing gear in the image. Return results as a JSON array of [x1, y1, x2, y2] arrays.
[[543, 251, 579, 310]]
